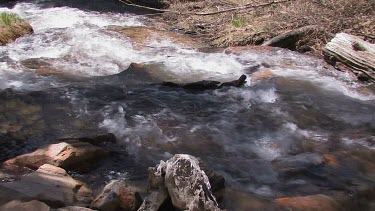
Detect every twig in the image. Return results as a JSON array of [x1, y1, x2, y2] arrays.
[[118, 0, 176, 13], [194, 0, 293, 16], [358, 33, 375, 40]]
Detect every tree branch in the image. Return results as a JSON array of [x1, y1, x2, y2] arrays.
[[194, 0, 294, 16]]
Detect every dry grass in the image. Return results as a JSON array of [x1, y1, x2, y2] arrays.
[[159, 0, 375, 54], [0, 13, 33, 45]]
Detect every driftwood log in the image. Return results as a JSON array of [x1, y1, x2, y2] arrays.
[[261, 25, 334, 50], [323, 33, 375, 82]]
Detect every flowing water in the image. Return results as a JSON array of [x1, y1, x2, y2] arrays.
[[1, 1, 375, 210]]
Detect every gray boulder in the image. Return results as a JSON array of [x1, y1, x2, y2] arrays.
[[158, 154, 221, 211]]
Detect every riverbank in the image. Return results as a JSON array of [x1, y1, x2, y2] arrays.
[[147, 0, 374, 55]]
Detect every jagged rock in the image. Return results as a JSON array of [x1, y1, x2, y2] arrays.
[[90, 180, 142, 211], [275, 194, 341, 211], [53, 206, 96, 211], [0, 200, 50, 211], [4, 139, 108, 170], [159, 154, 221, 211], [0, 164, 93, 207]]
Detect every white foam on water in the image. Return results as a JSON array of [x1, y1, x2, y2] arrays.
[[0, 2, 246, 85], [342, 137, 375, 150]]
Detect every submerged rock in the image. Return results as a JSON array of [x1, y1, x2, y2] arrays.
[[4, 139, 108, 170], [272, 153, 324, 175], [0, 164, 93, 207], [90, 180, 142, 211], [0, 200, 50, 211], [275, 194, 341, 211]]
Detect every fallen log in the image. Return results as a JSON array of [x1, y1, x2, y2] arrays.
[[261, 25, 333, 50], [323, 33, 375, 82]]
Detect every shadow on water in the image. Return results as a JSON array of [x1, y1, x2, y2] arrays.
[[0, 0, 160, 14]]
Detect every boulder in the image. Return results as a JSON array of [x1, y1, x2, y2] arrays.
[[53, 206, 96, 211], [275, 194, 341, 211], [0, 200, 50, 211], [160, 154, 221, 211], [4, 139, 108, 170], [0, 164, 93, 207], [90, 180, 142, 211]]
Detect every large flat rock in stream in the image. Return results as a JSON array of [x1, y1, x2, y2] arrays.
[[0, 164, 93, 207], [113, 26, 204, 50], [4, 139, 108, 170]]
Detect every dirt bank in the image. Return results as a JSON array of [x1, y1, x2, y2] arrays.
[[141, 0, 374, 55]]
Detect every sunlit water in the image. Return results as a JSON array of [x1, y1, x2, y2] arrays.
[[1, 1, 375, 210]]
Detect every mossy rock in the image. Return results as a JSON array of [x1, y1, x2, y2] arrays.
[[0, 12, 33, 45]]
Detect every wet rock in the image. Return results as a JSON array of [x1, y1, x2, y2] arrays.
[[90, 180, 142, 211], [275, 194, 341, 211], [0, 200, 50, 211], [272, 153, 324, 174], [162, 75, 247, 91], [4, 139, 108, 170], [137, 190, 169, 211], [20, 58, 52, 70], [0, 20, 33, 46], [113, 26, 202, 50], [221, 189, 286, 211], [0, 164, 93, 207], [251, 69, 275, 83], [182, 80, 221, 90], [53, 206, 96, 211], [218, 74, 247, 88], [160, 154, 221, 210], [138, 167, 171, 211]]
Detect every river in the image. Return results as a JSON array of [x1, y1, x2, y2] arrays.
[[1, 0, 375, 210]]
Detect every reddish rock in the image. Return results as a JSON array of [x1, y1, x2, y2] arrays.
[[251, 69, 275, 83], [0, 200, 50, 211], [4, 140, 108, 170], [90, 180, 142, 211], [275, 194, 341, 211]]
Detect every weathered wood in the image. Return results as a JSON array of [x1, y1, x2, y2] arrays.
[[323, 33, 375, 82]]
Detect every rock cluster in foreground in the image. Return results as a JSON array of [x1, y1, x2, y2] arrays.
[[0, 138, 355, 211]]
